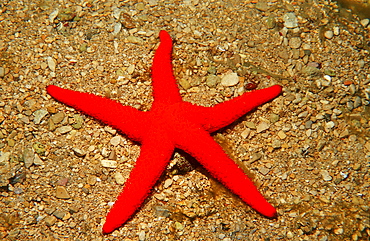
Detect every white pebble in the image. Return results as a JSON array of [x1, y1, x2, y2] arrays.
[[321, 170, 332, 181], [114, 172, 126, 185], [221, 72, 239, 86], [127, 64, 135, 74], [113, 22, 122, 35], [101, 160, 117, 168], [56, 125, 72, 134], [241, 129, 250, 138], [325, 121, 335, 129], [283, 12, 298, 28], [49, 9, 59, 23], [323, 75, 331, 81], [360, 18, 369, 28], [256, 122, 269, 133], [138, 230, 146, 241], [110, 136, 121, 146], [333, 26, 340, 35], [47, 57, 56, 72], [306, 129, 312, 137], [163, 179, 173, 188], [324, 30, 333, 39], [112, 7, 122, 20]]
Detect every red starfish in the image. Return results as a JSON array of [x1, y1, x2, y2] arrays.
[[47, 30, 282, 234]]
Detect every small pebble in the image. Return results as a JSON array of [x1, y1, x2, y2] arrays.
[[305, 120, 313, 129], [334, 228, 344, 235], [179, 78, 191, 90], [101, 147, 110, 157], [258, 166, 270, 175], [135, 2, 146, 11], [114, 172, 126, 184], [325, 121, 335, 129], [101, 160, 117, 168], [87, 175, 97, 186], [49, 9, 59, 22], [353, 96, 362, 108], [13, 187, 23, 194], [110, 136, 121, 146], [47, 56, 56, 72], [321, 170, 332, 181], [324, 30, 334, 39], [286, 231, 294, 238], [163, 178, 173, 188], [255, 1, 269, 11], [265, 15, 276, 29], [269, 113, 280, 123], [33, 109, 48, 124], [333, 26, 340, 35], [357, 59, 365, 68], [245, 121, 256, 129], [126, 36, 144, 44], [0, 67, 5, 77], [153, 205, 170, 217], [72, 114, 84, 129], [44, 216, 57, 226], [73, 148, 86, 157], [241, 128, 250, 138], [323, 75, 331, 81], [57, 177, 69, 186], [127, 64, 135, 75], [55, 186, 71, 199], [113, 22, 122, 35], [206, 74, 219, 88], [256, 122, 269, 133], [298, 111, 308, 118], [112, 7, 121, 19], [56, 125, 73, 134], [360, 18, 369, 28], [138, 230, 146, 241], [283, 12, 298, 28], [248, 153, 262, 163], [349, 84, 356, 95], [50, 112, 65, 124], [175, 222, 184, 230], [272, 139, 282, 149], [23, 147, 35, 168], [33, 154, 45, 165], [108, 150, 117, 160], [53, 210, 67, 219], [289, 37, 302, 49], [277, 130, 286, 139], [221, 72, 239, 86]]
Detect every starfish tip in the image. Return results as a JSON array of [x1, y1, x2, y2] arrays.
[[102, 222, 116, 235], [159, 30, 171, 43], [271, 84, 283, 95], [46, 85, 58, 95], [267, 209, 278, 219]]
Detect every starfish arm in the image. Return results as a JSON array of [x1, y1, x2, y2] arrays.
[[47, 85, 146, 141], [175, 128, 277, 218], [200, 85, 282, 132], [151, 30, 182, 106], [102, 137, 174, 234]]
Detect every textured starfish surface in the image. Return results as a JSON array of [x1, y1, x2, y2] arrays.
[[47, 30, 282, 234]]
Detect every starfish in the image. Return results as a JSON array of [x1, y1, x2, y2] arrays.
[[47, 30, 282, 234]]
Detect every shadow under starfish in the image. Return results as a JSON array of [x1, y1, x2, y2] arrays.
[[46, 30, 282, 234]]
